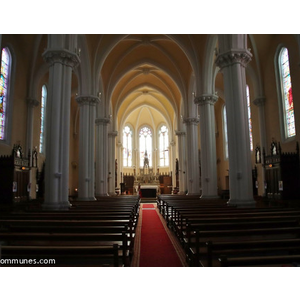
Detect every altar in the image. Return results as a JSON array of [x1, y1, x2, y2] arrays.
[[139, 185, 158, 198]]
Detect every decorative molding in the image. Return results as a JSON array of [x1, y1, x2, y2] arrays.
[[194, 94, 218, 106], [76, 95, 100, 106], [253, 97, 266, 107], [43, 49, 80, 69], [108, 131, 118, 137], [183, 117, 200, 125], [215, 49, 252, 70], [27, 98, 39, 107], [175, 130, 186, 136], [95, 118, 110, 126]]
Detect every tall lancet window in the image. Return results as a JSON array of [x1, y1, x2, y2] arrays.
[[0, 48, 11, 140], [39, 85, 47, 153], [279, 47, 296, 138], [159, 125, 169, 167], [123, 125, 132, 167], [223, 106, 229, 160], [139, 126, 152, 167], [246, 85, 253, 151]]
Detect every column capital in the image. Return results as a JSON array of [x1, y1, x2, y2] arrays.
[[108, 131, 118, 137], [95, 118, 110, 126], [183, 117, 200, 125], [175, 130, 186, 136], [194, 94, 218, 106], [43, 49, 80, 69], [27, 98, 39, 107], [215, 49, 252, 70], [76, 95, 100, 106], [253, 97, 266, 107]]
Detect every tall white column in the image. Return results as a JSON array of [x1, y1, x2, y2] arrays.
[[26, 98, 39, 199], [42, 47, 80, 210], [215, 34, 254, 206], [195, 94, 219, 198], [76, 95, 100, 201], [253, 97, 267, 196], [117, 141, 122, 190], [183, 118, 200, 195], [95, 118, 110, 197], [175, 131, 186, 194], [170, 140, 176, 190], [108, 131, 118, 195]]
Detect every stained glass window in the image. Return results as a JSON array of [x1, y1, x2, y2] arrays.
[[246, 85, 253, 151], [159, 125, 169, 167], [0, 48, 11, 140], [139, 126, 152, 167], [223, 106, 229, 159], [123, 125, 132, 167], [279, 47, 296, 138], [39, 85, 47, 153]]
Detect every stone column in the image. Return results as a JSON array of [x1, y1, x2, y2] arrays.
[[95, 118, 110, 197], [170, 140, 176, 191], [215, 34, 254, 206], [253, 97, 267, 196], [195, 94, 219, 198], [117, 141, 122, 190], [108, 131, 118, 195], [183, 117, 200, 195], [175, 131, 186, 194], [42, 47, 80, 210], [75, 95, 100, 201], [26, 98, 39, 199]]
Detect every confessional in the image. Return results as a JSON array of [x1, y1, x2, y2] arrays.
[[263, 141, 300, 200], [0, 144, 35, 204]]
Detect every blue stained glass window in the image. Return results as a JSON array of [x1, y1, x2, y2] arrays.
[[246, 85, 253, 151], [159, 125, 169, 167], [123, 125, 132, 167], [0, 48, 11, 140], [39, 85, 47, 153], [279, 47, 296, 138], [139, 126, 152, 167]]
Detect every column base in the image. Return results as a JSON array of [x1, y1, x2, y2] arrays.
[[42, 201, 71, 211], [227, 198, 256, 207]]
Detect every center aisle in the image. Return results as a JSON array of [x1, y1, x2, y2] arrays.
[[131, 203, 187, 267]]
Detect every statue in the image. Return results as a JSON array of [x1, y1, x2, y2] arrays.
[[144, 150, 149, 168]]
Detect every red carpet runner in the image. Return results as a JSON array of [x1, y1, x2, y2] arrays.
[[138, 204, 184, 267]]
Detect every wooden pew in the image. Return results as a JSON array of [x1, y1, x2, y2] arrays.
[[0, 244, 121, 267], [186, 225, 300, 266], [0, 231, 131, 266], [218, 254, 300, 267], [205, 238, 300, 267]]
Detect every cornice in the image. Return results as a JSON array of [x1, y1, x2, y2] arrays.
[[76, 95, 100, 106], [215, 49, 252, 70], [183, 117, 200, 125], [43, 49, 80, 69], [27, 98, 39, 107], [95, 118, 110, 125], [194, 94, 218, 106], [253, 97, 266, 107]]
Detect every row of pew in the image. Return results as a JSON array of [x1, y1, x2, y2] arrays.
[[157, 194, 300, 267], [0, 196, 140, 267]]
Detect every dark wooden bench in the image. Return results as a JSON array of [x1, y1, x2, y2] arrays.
[[205, 238, 300, 267], [218, 254, 300, 267], [186, 226, 300, 266], [0, 231, 131, 266], [0, 244, 121, 267]]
